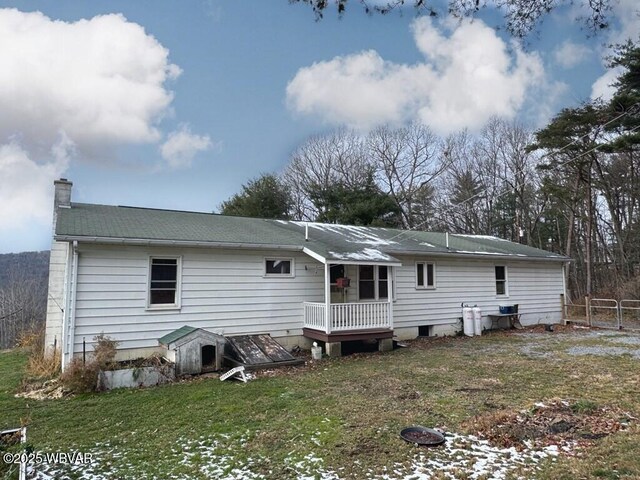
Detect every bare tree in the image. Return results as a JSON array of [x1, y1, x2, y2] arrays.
[[0, 268, 47, 349], [282, 128, 372, 220], [368, 123, 450, 229]]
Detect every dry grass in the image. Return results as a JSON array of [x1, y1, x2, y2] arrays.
[[15, 326, 60, 381]]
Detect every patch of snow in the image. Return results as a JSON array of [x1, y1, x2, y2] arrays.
[[293, 222, 398, 246], [29, 430, 570, 480], [455, 234, 509, 241], [328, 248, 395, 262]]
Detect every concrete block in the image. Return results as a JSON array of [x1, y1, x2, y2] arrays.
[[378, 338, 393, 352], [325, 341, 342, 357]]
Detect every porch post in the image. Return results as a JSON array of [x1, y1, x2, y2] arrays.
[[388, 266, 393, 330], [324, 263, 331, 333]]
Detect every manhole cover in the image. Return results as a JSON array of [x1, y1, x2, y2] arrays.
[[400, 426, 446, 446]]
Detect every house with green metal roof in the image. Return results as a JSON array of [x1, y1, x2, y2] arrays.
[[45, 179, 570, 368]]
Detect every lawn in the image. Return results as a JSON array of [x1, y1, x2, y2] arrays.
[[1, 326, 640, 479]]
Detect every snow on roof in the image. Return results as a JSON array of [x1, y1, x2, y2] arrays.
[[455, 234, 510, 242], [292, 221, 398, 246], [327, 248, 397, 262]]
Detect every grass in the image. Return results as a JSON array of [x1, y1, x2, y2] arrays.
[[1, 327, 640, 479]]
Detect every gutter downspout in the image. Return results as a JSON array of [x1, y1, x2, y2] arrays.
[[60, 244, 72, 371], [63, 241, 79, 370]]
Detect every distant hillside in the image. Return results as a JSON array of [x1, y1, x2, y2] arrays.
[[0, 251, 50, 288]]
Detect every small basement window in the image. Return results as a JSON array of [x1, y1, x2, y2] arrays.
[[495, 265, 508, 296], [148, 257, 181, 307], [418, 325, 433, 337], [265, 258, 294, 277], [416, 262, 435, 289]]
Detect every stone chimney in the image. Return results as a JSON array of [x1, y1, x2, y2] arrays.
[[52, 178, 72, 233]]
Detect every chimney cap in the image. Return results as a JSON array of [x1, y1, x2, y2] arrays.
[[54, 178, 72, 184]]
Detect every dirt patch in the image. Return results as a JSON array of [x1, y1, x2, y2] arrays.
[[463, 399, 634, 450]]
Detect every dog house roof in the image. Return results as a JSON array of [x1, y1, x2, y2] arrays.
[[158, 325, 225, 348]]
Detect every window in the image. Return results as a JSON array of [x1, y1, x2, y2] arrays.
[[265, 258, 294, 277], [495, 265, 508, 296], [149, 257, 181, 307], [358, 265, 389, 300], [416, 262, 435, 289]]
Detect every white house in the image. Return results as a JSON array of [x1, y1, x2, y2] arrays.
[[45, 179, 569, 368]]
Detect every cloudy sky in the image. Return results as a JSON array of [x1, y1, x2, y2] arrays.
[[0, 0, 638, 253]]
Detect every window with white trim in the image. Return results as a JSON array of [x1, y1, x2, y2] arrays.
[[358, 265, 389, 300], [265, 258, 294, 277], [416, 262, 435, 289], [148, 257, 181, 307], [495, 265, 508, 296]]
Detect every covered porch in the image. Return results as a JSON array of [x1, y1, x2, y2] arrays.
[[300, 248, 400, 356]]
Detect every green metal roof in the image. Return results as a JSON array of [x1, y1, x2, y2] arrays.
[[158, 325, 198, 345], [56, 203, 569, 263], [57, 204, 302, 247]]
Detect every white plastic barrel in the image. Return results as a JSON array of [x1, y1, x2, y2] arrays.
[[462, 307, 474, 337], [472, 306, 482, 336]]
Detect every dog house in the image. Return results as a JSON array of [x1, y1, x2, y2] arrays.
[[158, 326, 226, 376]]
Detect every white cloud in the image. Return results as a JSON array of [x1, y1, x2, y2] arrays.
[[160, 125, 212, 169], [286, 17, 545, 135], [591, 67, 623, 101], [553, 40, 592, 69], [0, 9, 180, 154], [0, 137, 71, 231], [0, 8, 186, 238]]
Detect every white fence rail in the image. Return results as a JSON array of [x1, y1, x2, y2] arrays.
[[303, 302, 326, 331], [304, 301, 392, 333]]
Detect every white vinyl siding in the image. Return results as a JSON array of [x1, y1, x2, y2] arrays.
[[393, 257, 564, 330], [70, 245, 323, 354], [69, 244, 564, 355]]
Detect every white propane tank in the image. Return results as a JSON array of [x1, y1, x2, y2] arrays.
[[472, 306, 483, 336], [462, 307, 474, 337]]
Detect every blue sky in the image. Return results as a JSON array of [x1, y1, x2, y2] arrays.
[[0, 0, 638, 253]]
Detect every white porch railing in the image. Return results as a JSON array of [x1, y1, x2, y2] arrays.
[[303, 301, 392, 333]]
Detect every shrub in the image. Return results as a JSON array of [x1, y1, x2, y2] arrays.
[[60, 334, 118, 393], [60, 357, 101, 393], [92, 334, 118, 370]]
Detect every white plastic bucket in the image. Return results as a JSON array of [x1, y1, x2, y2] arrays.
[[311, 344, 322, 360]]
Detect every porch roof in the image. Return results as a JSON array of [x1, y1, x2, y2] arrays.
[[55, 203, 569, 264]]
